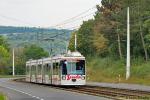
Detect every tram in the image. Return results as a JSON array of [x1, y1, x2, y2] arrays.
[[26, 51, 86, 86]]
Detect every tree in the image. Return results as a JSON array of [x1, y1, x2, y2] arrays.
[[11, 45, 49, 75], [144, 19, 150, 55], [24, 44, 49, 60], [0, 36, 9, 51], [92, 33, 108, 56], [68, 20, 96, 56], [68, 0, 150, 60], [0, 36, 10, 74], [0, 46, 10, 74], [14, 47, 26, 75], [94, 0, 126, 58]]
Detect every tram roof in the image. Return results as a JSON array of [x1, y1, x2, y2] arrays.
[[26, 51, 85, 65]]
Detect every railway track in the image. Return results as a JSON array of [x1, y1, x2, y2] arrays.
[[56, 85, 150, 100], [15, 78, 150, 100]]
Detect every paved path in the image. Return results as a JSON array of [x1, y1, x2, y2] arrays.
[[87, 82, 150, 92], [0, 78, 110, 100]]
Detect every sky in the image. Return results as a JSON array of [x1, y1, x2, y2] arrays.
[[0, 0, 101, 29]]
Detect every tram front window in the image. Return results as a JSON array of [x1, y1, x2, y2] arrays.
[[62, 60, 85, 75]]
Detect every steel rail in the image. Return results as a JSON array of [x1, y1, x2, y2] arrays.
[[14, 78, 150, 100]]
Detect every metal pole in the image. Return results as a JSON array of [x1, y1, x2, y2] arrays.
[[65, 41, 68, 53], [126, 7, 130, 80], [75, 33, 77, 51], [13, 48, 15, 76], [48, 41, 51, 57]]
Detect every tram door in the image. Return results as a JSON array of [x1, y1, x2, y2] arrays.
[[31, 65, 36, 82], [52, 60, 61, 85], [37, 64, 42, 83], [43, 63, 51, 84], [26, 65, 30, 82]]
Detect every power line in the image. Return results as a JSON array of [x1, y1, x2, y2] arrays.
[[50, 6, 97, 28], [57, 25, 80, 30], [53, 12, 96, 28], [0, 5, 98, 30], [53, 6, 96, 26], [0, 5, 99, 31]]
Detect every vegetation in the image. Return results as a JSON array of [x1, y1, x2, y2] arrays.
[[0, 35, 49, 75], [69, 0, 150, 84], [0, 26, 71, 75], [87, 57, 150, 85], [24, 45, 49, 60], [0, 0, 150, 85], [69, 0, 150, 58], [0, 36, 10, 75], [0, 93, 6, 100], [14, 44, 49, 75], [0, 26, 71, 55], [0, 26, 71, 34]]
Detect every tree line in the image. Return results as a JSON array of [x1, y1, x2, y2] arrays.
[[0, 26, 71, 34], [69, 0, 150, 61], [0, 35, 49, 75]]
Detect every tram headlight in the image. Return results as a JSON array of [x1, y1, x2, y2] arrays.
[[62, 76, 66, 80], [81, 76, 85, 80]]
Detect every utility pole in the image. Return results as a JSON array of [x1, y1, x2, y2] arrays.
[[48, 41, 51, 57], [75, 33, 77, 51], [126, 7, 130, 80], [13, 48, 15, 76], [65, 41, 68, 53], [43, 38, 54, 57]]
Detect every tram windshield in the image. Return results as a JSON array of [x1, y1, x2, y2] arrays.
[[62, 60, 85, 75]]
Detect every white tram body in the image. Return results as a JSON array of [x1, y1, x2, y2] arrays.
[[26, 52, 86, 86]]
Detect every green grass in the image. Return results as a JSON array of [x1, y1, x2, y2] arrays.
[[0, 93, 6, 100], [0, 75, 14, 78], [0, 75, 25, 78], [87, 57, 150, 85]]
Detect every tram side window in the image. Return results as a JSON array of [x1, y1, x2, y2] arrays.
[[44, 64, 50, 75], [53, 62, 59, 75], [48, 63, 51, 75], [37, 65, 42, 75], [31, 65, 36, 75], [61, 61, 67, 75], [31, 66, 33, 74]]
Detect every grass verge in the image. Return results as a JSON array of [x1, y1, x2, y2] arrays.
[[0, 75, 25, 78], [87, 57, 150, 85], [0, 93, 6, 100]]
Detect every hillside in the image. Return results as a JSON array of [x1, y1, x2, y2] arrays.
[[0, 26, 72, 54], [0, 26, 70, 34]]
